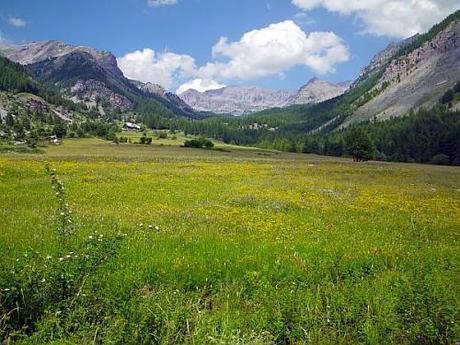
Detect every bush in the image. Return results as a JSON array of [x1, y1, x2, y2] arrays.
[[106, 131, 117, 141], [139, 135, 153, 145], [430, 153, 450, 165], [183, 137, 214, 149]]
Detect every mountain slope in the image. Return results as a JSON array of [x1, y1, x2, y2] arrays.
[[0, 40, 196, 118], [130, 80, 196, 117], [342, 11, 460, 127]]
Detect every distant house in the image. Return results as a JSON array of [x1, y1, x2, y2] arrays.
[[123, 122, 141, 131]]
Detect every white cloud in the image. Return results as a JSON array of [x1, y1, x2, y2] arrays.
[[196, 20, 349, 78], [147, 0, 178, 6], [118, 21, 349, 90], [117, 48, 196, 89], [177, 78, 226, 94], [294, 12, 316, 25], [7, 16, 26, 27], [291, 0, 460, 37]]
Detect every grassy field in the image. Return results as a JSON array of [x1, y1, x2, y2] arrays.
[[0, 139, 459, 344]]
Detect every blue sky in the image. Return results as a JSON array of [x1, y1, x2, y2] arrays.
[[0, 0, 458, 92]]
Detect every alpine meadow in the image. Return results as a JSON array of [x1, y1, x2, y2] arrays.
[[0, 1, 459, 344]]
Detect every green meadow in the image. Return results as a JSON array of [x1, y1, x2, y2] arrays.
[[1, 138, 459, 344]]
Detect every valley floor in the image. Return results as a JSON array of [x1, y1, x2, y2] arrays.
[[0, 139, 459, 344]]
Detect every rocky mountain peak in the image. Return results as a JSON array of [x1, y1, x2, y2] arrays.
[[289, 79, 351, 105], [131, 80, 167, 98], [179, 85, 296, 115]]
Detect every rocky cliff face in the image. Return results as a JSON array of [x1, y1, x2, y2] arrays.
[[0, 40, 196, 118], [289, 78, 351, 105], [131, 80, 167, 97], [179, 86, 295, 115], [351, 35, 419, 88], [343, 17, 460, 126], [71, 80, 133, 110], [0, 41, 136, 110]]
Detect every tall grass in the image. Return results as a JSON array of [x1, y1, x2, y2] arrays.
[[0, 139, 458, 344]]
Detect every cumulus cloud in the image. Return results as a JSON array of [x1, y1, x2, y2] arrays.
[[7, 16, 26, 27], [291, 0, 460, 37], [117, 48, 196, 89], [118, 21, 349, 90], [177, 78, 226, 94], [147, 0, 178, 6], [196, 20, 349, 78]]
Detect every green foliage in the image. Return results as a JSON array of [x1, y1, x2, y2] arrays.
[[0, 57, 37, 93], [139, 133, 153, 145], [344, 126, 375, 161], [0, 168, 125, 343], [440, 81, 460, 105], [52, 122, 67, 138], [183, 137, 214, 149], [46, 166, 74, 237], [429, 153, 450, 165]]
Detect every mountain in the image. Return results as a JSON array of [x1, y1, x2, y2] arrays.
[[0, 40, 196, 118], [341, 11, 460, 127], [130, 80, 195, 116], [179, 86, 296, 115], [288, 78, 351, 105]]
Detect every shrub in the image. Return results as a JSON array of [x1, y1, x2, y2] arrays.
[[430, 153, 450, 165], [140, 136, 153, 145], [183, 137, 214, 149]]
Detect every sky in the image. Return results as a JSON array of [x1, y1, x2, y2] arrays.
[[0, 0, 458, 93]]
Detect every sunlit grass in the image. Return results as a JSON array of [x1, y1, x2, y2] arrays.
[[0, 139, 459, 344]]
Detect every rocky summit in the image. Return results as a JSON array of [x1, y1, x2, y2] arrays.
[[288, 78, 351, 106], [0, 40, 195, 118], [179, 86, 296, 115], [178, 80, 351, 116]]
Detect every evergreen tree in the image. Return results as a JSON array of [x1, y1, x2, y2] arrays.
[[344, 127, 374, 161]]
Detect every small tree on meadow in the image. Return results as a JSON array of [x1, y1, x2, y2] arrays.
[[344, 126, 374, 161]]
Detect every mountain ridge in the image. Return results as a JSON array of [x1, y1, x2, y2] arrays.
[[0, 40, 197, 118], [179, 79, 351, 115]]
